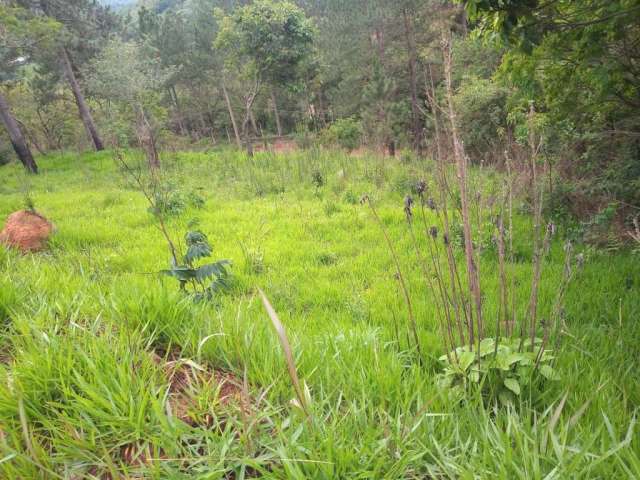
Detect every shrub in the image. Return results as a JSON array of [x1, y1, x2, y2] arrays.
[[320, 118, 362, 151], [293, 127, 317, 150]]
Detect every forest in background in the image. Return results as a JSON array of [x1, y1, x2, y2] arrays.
[[2, 0, 640, 242]]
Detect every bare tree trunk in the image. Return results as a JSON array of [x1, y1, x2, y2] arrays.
[[221, 80, 241, 148], [136, 105, 160, 169], [403, 8, 422, 152], [249, 109, 260, 136], [60, 48, 104, 151], [271, 90, 283, 136], [242, 113, 253, 157], [242, 84, 260, 157], [0, 91, 38, 173], [170, 86, 188, 136], [36, 108, 57, 151]]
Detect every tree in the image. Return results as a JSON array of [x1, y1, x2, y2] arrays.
[[215, 0, 314, 154], [460, 0, 640, 207], [15, 0, 117, 152], [0, 4, 60, 172], [86, 39, 174, 168]]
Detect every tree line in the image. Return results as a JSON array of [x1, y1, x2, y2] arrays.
[[1, 0, 639, 223]]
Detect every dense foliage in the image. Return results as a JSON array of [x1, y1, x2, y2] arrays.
[[2, 0, 638, 234]]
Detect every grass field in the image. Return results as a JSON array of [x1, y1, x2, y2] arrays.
[[0, 148, 638, 479]]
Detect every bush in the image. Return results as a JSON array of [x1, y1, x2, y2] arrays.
[[293, 127, 317, 150], [0, 140, 13, 166], [438, 337, 558, 407], [320, 118, 362, 151]]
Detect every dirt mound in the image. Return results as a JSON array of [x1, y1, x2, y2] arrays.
[[0, 210, 53, 253], [151, 351, 248, 428]]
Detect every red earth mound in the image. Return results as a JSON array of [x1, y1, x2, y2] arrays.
[[0, 210, 53, 253]]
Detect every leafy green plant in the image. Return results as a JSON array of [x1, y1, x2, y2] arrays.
[[438, 337, 558, 406], [186, 190, 206, 209], [321, 118, 362, 151], [147, 183, 185, 217], [311, 170, 324, 189], [161, 231, 230, 301]]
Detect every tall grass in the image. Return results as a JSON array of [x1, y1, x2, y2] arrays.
[[0, 147, 637, 477]]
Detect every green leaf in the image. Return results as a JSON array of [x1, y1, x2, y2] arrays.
[[184, 242, 212, 263], [457, 351, 476, 372], [160, 266, 197, 282], [498, 390, 515, 406], [496, 351, 526, 370], [540, 364, 559, 380], [185, 230, 208, 245], [195, 260, 230, 282], [504, 377, 521, 395], [479, 338, 496, 357]]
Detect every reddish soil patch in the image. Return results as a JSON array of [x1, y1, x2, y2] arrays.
[[0, 210, 53, 253], [82, 353, 249, 478], [349, 146, 393, 157], [254, 138, 297, 154], [151, 351, 248, 428]]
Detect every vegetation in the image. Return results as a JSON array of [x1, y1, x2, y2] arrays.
[[0, 148, 638, 477], [1, 0, 639, 478]]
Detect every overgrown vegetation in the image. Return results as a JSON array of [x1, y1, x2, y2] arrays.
[[0, 148, 638, 477], [1, 0, 639, 477], [2, 0, 638, 233]]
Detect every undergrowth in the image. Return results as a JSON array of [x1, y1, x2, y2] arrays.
[[0, 147, 638, 478]]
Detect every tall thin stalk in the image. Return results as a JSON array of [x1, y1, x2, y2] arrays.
[[364, 196, 422, 362], [406, 198, 454, 357], [425, 61, 468, 348], [442, 34, 483, 345]]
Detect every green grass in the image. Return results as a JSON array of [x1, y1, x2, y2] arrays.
[[0, 148, 638, 478]]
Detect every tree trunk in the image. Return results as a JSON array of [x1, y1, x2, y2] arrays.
[[242, 87, 259, 158], [403, 9, 421, 152], [170, 86, 188, 136], [136, 105, 160, 170], [249, 109, 259, 136], [271, 90, 283, 136], [242, 113, 253, 157], [0, 91, 38, 173], [60, 48, 104, 151], [221, 80, 242, 148]]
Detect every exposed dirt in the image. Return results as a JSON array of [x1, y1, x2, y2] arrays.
[[349, 146, 394, 157], [0, 210, 53, 253], [151, 350, 248, 428], [253, 138, 297, 154]]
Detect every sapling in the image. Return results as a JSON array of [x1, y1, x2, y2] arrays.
[[114, 150, 231, 301]]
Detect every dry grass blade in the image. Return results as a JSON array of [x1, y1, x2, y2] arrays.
[[258, 288, 310, 417], [542, 392, 568, 453]]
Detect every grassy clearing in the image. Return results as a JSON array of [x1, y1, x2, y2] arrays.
[[0, 148, 639, 478]]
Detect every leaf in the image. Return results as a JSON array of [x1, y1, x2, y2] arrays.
[[504, 377, 521, 395], [498, 390, 515, 406], [258, 288, 310, 417], [195, 260, 230, 282], [161, 266, 197, 282], [457, 351, 476, 372], [479, 337, 496, 357], [540, 364, 559, 380], [496, 351, 526, 370], [185, 230, 208, 245], [184, 242, 212, 263]]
